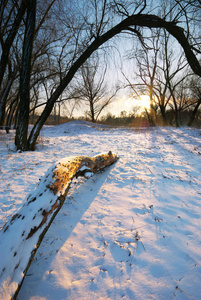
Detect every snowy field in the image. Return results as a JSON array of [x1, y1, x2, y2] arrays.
[[0, 121, 201, 300]]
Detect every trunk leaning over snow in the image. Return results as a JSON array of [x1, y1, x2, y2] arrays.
[[0, 151, 118, 300]]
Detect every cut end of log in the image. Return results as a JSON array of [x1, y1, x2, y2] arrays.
[[50, 151, 119, 195]]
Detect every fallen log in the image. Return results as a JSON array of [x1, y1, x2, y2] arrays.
[[0, 151, 118, 300]]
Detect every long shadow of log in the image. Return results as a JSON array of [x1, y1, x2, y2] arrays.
[[18, 164, 115, 299], [0, 151, 118, 300]]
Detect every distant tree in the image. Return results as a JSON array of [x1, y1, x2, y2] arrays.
[[188, 76, 201, 126], [71, 57, 118, 123], [161, 31, 192, 127], [131, 30, 161, 125], [123, 27, 194, 126]]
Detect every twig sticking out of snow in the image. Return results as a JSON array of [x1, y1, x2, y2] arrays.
[[0, 151, 118, 300]]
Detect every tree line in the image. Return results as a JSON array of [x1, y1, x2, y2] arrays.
[[0, 0, 201, 150]]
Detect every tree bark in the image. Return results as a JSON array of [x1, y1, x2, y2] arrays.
[[90, 99, 95, 122], [15, 0, 36, 150], [27, 13, 201, 150], [5, 93, 19, 131], [0, 152, 118, 300], [172, 94, 180, 127], [159, 104, 168, 125], [0, 73, 15, 127]]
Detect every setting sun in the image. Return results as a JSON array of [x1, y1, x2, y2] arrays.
[[108, 94, 151, 116], [139, 95, 151, 110], [123, 95, 150, 110]]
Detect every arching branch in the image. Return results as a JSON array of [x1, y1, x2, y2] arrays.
[[28, 13, 201, 150]]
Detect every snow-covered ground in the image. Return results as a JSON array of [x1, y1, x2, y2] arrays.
[[0, 121, 201, 300]]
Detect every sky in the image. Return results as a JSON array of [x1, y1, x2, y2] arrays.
[[69, 92, 151, 119]]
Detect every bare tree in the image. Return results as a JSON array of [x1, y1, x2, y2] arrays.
[[130, 30, 161, 125], [132, 28, 193, 126], [0, 0, 59, 129], [0, 0, 27, 127], [15, 0, 36, 150], [71, 56, 118, 122], [188, 76, 201, 126], [121, 28, 186, 126]]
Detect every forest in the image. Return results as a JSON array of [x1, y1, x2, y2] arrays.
[[0, 0, 201, 150]]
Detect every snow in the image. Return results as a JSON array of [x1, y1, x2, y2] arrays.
[[0, 121, 201, 299]]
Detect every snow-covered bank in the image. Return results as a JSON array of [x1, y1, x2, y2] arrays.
[[0, 121, 201, 299]]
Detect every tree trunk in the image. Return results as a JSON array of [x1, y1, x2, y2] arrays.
[[145, 108, 156, 126], [58, 102, 61, 123], [54, 103, 57, 123], [15, 0, 36, 151], [0, 74, 15, 127], [188, 97, 201, 126], [178, 109, 183, 126], [159, 105, 168, 125], [172, 95, 180, 127], [6, 94, 19, 131], [90, 100, 95, 122], [0, 152, 118, 300]]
